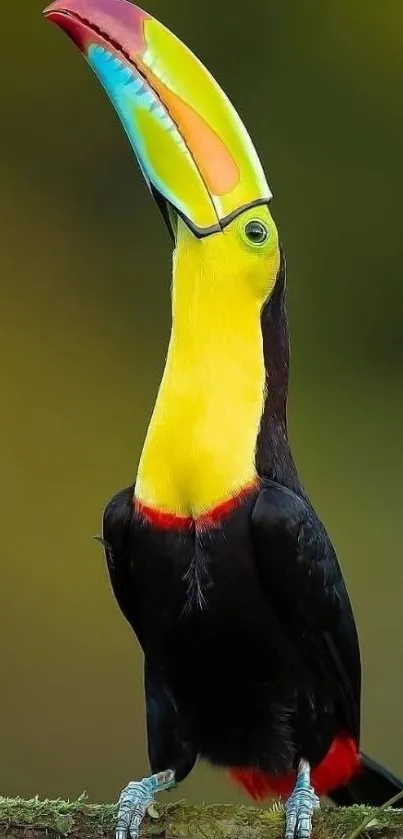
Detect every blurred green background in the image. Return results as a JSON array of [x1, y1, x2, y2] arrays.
[[1, 0, 402, 806]]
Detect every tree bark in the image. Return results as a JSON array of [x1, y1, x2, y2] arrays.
[[1, 798, 403, 839]]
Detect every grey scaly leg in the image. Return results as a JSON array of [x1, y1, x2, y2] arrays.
[[284, 759, 320, 839], [116, 769, 176, 839]]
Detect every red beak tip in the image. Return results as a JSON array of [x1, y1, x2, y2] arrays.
[[43, 0, 68, 18], [43, 4, 57, 19]]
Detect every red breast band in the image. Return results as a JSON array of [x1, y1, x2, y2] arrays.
[[133, 478, 260, 531]]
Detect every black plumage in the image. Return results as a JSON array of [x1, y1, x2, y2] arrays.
[[102, 248, 401, 804]]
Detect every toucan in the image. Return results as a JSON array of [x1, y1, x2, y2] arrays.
[[44, 2, 403, 837]]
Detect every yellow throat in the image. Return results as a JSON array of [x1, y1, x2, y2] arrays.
[[135, 207, 280, 518]]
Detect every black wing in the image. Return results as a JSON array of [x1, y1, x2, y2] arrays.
[[102, 484, 141, 640], [251, 480, 361, 745]]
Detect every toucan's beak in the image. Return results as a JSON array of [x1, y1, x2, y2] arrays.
[[44, 0, 272, 238]]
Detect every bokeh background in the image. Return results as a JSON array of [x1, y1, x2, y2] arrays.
[[1, 0, 402, 805]]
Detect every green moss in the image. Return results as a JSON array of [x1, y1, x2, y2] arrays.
[[0, 797, 402, 839], [0, 796, 117, 838]]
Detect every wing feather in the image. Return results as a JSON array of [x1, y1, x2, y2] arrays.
[[251, 480, 360, 738]]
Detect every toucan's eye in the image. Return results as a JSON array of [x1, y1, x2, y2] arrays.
[[244, 219, 268, 245]]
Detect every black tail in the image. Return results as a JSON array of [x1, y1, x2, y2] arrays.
[[330, 753, 403, 807]]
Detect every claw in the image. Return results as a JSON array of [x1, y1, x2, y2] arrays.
[[146, 804, 159, 820], [284, 760, 320, 839], [116, 770, 175, 839]]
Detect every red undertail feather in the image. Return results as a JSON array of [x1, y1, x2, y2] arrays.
[[228, 735, 361, 800]]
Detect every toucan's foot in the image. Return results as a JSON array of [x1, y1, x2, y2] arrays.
[[284, 760, 319, 839], [115, 770, 175, 839]]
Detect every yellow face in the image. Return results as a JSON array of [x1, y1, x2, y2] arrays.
[[136, 202, 280, 518], [174, 204, 280, 306]]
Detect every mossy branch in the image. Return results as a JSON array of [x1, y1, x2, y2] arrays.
[[1, 797, 403, 839]]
